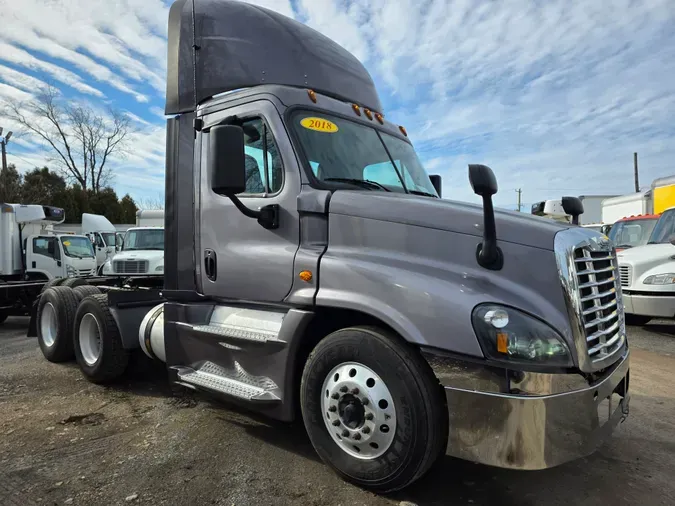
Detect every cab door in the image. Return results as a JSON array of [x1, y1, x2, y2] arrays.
[[197, 100, 300, 302], [28, 236, 63, 278]]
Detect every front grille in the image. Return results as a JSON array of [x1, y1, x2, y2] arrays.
[[78, 269, 92, 277], [619, 265, 631, 287], [113, 260, 148, 274], [573, 247, 624, 365]]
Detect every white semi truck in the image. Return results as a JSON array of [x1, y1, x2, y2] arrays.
[[0, 203, 97, 323]]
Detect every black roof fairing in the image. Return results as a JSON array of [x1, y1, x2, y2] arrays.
[[166, 0, 383, 115]]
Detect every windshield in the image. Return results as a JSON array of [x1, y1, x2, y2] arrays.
[[291, 111, 438, 196], [101, 232, 116, 247], [123, 229, 164, 251], [609, 218, 658, 248], [648, 211, 675, 244], [60, 236, 95, 258]]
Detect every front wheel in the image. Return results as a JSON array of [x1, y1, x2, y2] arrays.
[[300, 326, 448, 493]]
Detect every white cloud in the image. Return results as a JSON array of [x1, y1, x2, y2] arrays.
[[1, 0, 675, 208]]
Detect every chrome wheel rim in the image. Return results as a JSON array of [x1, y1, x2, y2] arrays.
[[79, 313, 102, 366], [321, 362, 397, 459], [40, 302, 57, 347]]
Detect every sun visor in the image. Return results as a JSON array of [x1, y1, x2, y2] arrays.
[[165, 0, 383, 115]]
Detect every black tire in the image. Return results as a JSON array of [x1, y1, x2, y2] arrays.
[[36, 286, 79, 362], [625, 314, 652, 326], [73, 294, 129, 384], [40, 277, 66, 294], [61, 277, 88, 289], [300, 326, 448, 493], [72, 285, 102, 301]]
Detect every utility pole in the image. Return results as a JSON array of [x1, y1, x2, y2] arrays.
[[633, 152, 639, 192], [0, 126, 12, 174], [516, 188, 522, 211]]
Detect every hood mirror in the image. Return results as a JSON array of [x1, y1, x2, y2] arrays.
[[469, 164, 503, 270], [561, 196, 584, 225]]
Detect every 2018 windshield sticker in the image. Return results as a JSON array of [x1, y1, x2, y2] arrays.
[[62, 241, 71, 246], [300, 117, 339, 133]]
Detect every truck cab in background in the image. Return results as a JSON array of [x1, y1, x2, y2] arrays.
[[101, 226, 164, 276], [81, 213, 118, 272], [617, 207, 675, 324], [608, 214, 659, 251]]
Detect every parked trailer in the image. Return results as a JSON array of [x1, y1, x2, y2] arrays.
[[30, 0, 631, 493]]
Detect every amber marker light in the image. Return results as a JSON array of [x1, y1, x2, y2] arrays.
[[375, 113, 384, 124], [399, 125, 408, 136], [299, 270, 313, 282], [364, 108, 373, 120], [352, 104, 361, 116], [307, 89, 317, 103]]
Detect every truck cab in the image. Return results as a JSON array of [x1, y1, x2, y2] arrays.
[[617, 207, 675, 323], [25, 234, 97, 280], [81, 213, 118, 270], [43, 0, 630, 493], [101, 226, 164, 276]]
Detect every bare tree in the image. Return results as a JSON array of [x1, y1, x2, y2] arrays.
[[136, 195, 165, 210], [3, 85, 130, 193]]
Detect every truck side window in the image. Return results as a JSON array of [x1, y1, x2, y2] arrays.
[[95, 234, 105, 248], [240, 118, 283, 195], [33, 237, 58, 259]]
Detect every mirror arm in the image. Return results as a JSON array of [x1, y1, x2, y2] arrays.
[[227, 195, 280, 230], [476, 195, 504, 270]]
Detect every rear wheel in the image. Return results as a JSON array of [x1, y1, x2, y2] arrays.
[[36, 286, 79, 362], [72, 285, 102, 301], [73, 294, 129, 383], [300, 326, 448, 493], [61, 277, 88, 288], [625, 314, 652, 326], [40, 277, 65, 294]]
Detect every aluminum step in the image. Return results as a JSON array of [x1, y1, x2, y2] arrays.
[[176, 322, 286, 352], [175, 361, 280, 403]]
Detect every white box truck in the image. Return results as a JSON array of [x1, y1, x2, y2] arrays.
[[0, 203, 97, 323], [578, 195, 619, 225], [601, 191, 652, 225]]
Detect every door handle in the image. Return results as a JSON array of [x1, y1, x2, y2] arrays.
[[204, 249, 217, 281]]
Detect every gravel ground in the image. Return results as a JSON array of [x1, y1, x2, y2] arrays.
[[1, 317, 674, 506]]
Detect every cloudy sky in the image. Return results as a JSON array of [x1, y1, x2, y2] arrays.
[[1, 0, 674, 209]]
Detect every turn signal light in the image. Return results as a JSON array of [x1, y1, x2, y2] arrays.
[[375, 113, 384, 124], [299, 270, 313, 282], [364, 108, 373, 120], [352, 104, 361, 116], [399, 125, 408, 137], [307, 89, 317, 103]]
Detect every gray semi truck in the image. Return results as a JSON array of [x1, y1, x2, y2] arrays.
[[30, 0, 630, 493]]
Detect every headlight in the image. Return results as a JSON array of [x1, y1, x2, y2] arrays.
[[155, 265, 164, 272], [643, 273, 675, 285], [66, 265, 77, 278], [472, 304, 573, 367]]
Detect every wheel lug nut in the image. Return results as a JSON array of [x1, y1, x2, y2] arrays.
[[361, 398, 369, 406], [353, 433, 361, 440], [351, 388, 359, 395], [342, 430, 349, 437], [331, 393, 339, 400], [340, 386, 348, 393], [365, 413, 373, 420], [362, 427, 371, 434], [328, 405, 337, 412], [332, 419, 341, 426]]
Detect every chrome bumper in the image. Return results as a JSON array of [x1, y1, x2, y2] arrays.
[[430, 351, 630, 470], [622, 292, 675, 318]]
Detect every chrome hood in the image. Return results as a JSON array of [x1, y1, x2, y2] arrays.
[[328, 191, 571, 250]]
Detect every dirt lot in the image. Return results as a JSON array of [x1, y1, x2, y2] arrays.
[[1, 318, 674, 506]]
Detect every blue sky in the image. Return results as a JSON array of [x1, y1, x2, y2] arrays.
[[1, 0, 674, 210]]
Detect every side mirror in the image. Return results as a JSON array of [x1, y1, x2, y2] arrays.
[[210, 125, 246, 196], [429, 174, 442, 198], [468, 164, 502, 270], [561, 196, 584, 225], [208, 124, 279, 230]]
